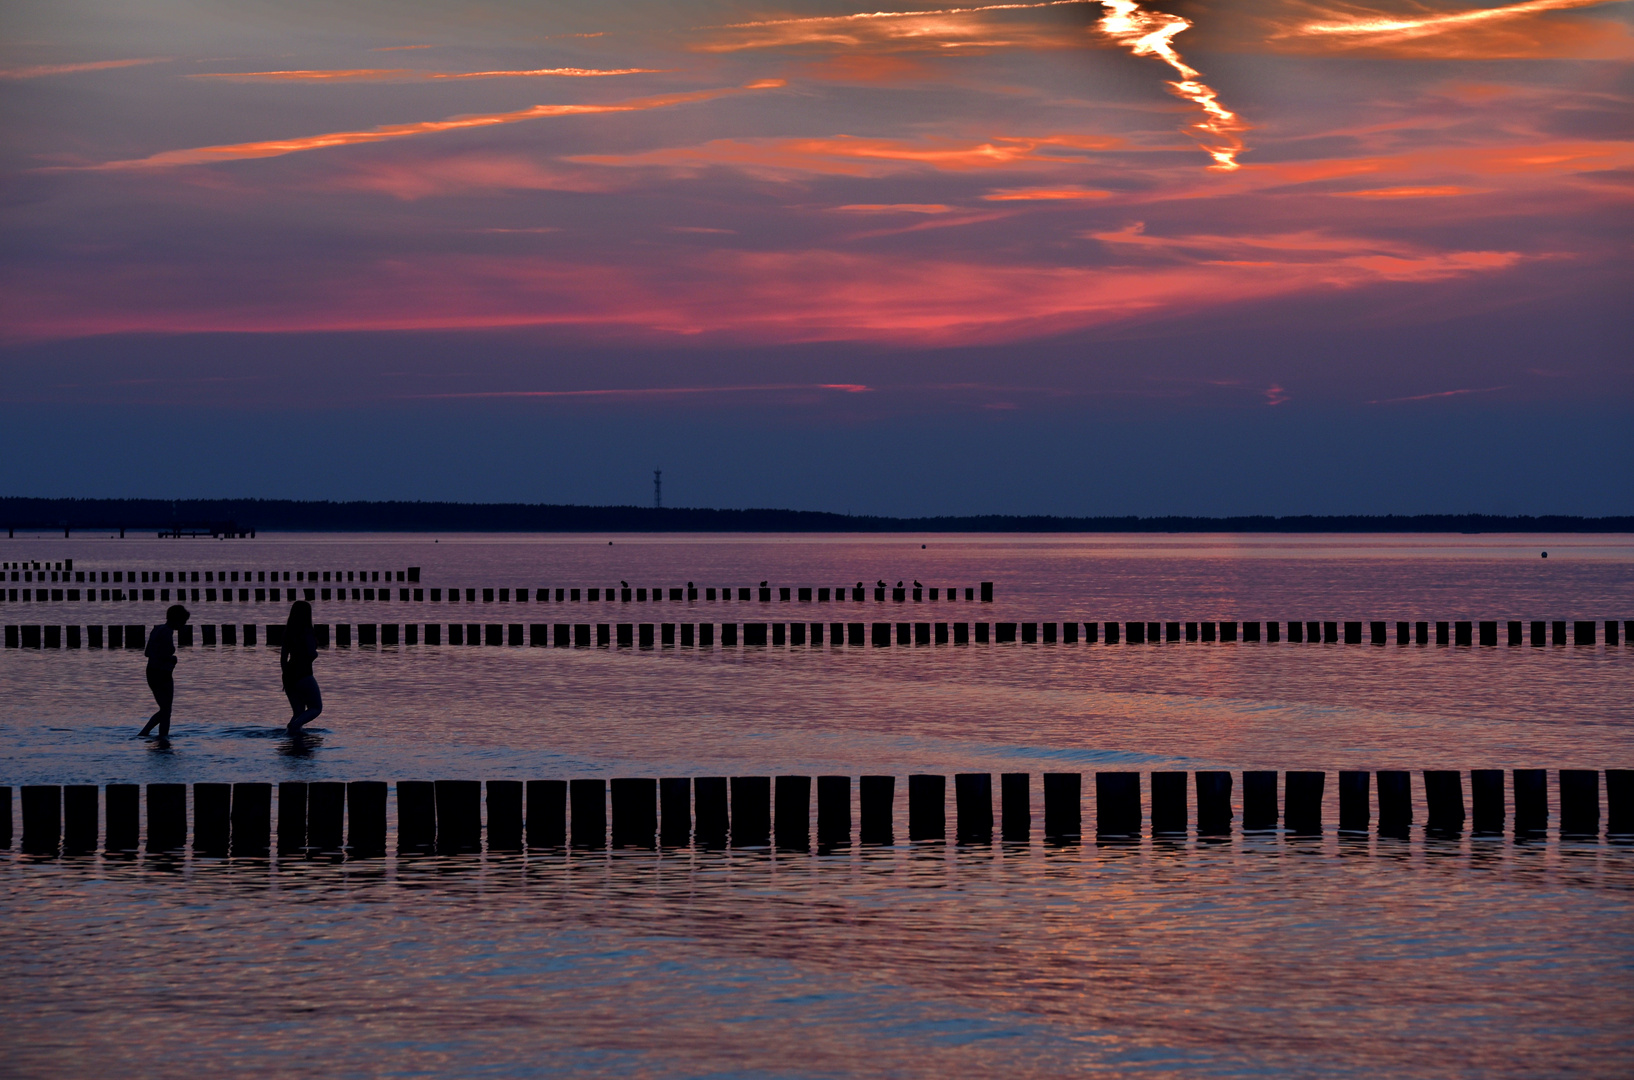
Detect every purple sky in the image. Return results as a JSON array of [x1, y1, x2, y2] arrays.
[[2, 1, 1630, 514]]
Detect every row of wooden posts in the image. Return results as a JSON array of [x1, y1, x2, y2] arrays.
[[6, 770, 1628, 855], [3, 582, 994, 605], [5, 619, 1630, 651], [5, 561, 413, 584]]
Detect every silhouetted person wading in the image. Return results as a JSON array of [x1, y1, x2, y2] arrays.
[[281, 600, 323, 736], [138, 605, 189, 738]]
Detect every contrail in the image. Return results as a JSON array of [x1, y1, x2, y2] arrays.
[[1097, 1, 1246, 170], [75, 81, 783, 170]]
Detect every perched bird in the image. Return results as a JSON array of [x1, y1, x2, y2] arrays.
[[621, 580, 628, 588], [761, 580, 768, 587], [913, 580, 921, 588]]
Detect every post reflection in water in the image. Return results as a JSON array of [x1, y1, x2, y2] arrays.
[[4, 828, 1632, 1078]]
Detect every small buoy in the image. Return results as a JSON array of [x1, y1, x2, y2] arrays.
[[609, 540, 613, 545], [922, 544, 926, 549], [1541, 551, 1547, 558]]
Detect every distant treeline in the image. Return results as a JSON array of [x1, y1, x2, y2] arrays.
[[1, 498, 1629, 534]]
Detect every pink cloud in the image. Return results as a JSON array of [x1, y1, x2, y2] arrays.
[[324, 156, 620, 200], [1, 237, 1533, 347]]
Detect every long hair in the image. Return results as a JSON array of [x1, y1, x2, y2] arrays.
[[285, 599, 313, 639]]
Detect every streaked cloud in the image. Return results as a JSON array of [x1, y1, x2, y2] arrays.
[[1086, 221, 1524, 282], [1287, 0, 1614, 42], [696, 2, 1090, 53], [0, 58, 165, 79], [1332, 185, 1486, 198], [1367, 385, 1512, 404], [77, 82, 784, 170], [570, 133, 1125, 177], [4, 0, 1626, 422], [2, 237, 1531, 346], [323, 155, 621, 200], [1269, 0, 1634, 58], [406, 383, 872, 400], [190, 67, 667, 82], [834, 203, 957, 213], [983, 187, 1113, 200]]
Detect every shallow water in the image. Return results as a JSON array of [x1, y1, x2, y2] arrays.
[[3, 533, 1633, 1077]]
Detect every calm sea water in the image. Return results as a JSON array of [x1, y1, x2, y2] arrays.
[[3, 533, 1632, 1078]]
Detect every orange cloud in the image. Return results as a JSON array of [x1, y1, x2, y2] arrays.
[[983, 187, 1113, 200], [1270, 0, 1634, 59], [76, 82, 785, 170], [1178, 139, 1634, 201], [695, 2, 1089, 53], [570, 133, 1124, 177], [1086, 221, 1523, 281], [0, 58, 165, 79], [1332, 185, 1486, 198], [190, 67, 667, 82], [794, 53, 935, 84]]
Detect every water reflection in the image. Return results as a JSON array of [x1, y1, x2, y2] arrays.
[[5, 536, 1632, 1075]]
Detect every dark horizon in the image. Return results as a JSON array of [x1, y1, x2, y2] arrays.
[[2, 498, 1630, 534]]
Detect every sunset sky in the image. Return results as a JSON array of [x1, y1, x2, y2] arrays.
[[2, 1, 1629, 514]]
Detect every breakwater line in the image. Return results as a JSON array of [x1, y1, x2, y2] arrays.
[[4, 565, 994, 606], [6, 618, 1629, 652], [7, 770, 1629, 855]]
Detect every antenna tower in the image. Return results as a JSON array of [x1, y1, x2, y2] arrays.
[[654, 469, 662, 509]]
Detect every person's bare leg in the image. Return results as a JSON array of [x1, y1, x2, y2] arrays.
[[138, 709, 164, 737], [140, 671, 173, 737], [287, 678, 323, 735]]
